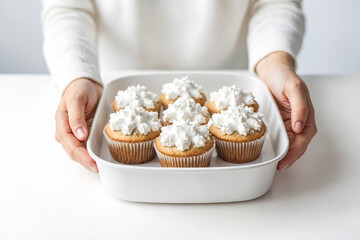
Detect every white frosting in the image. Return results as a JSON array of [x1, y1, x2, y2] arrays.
[[162, 76, 203, 100], [160, 121, 210, 151], [212, 104, 263, 136], [210, 85, 255, 110], [162, 97, 208, 125], [115, 85, 158, 109], [109, 106, 161, 135]]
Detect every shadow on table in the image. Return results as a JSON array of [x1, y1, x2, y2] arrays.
[[148, 121, 339, 206], [105, 127, 340, 233], [258, 123, 341, 202]]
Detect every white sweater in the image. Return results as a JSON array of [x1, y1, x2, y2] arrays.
[[42, 0, 304, 93]]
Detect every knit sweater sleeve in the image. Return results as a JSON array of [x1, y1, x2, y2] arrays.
[[247, 0, 305, 72], [42, 0, 102, 93]]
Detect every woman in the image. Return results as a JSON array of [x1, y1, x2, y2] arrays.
[[43, 0, 317, 173]]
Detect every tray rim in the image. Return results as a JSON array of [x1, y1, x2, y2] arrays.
[[87, 71, 289, 173]]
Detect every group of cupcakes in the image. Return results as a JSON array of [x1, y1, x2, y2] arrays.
[[104, 76, 267, 168]]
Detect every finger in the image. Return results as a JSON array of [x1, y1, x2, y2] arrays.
[[62, 132, 98, 173], [286, 78, 309, 134], [66, 96, 88, 141], [55, 101, 65, 143], [55, 106, 98, 173], [278, 104, 317, 170], [277, 132, 311, 171]]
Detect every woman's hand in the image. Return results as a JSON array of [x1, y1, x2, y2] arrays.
[[256, 52, 317, 171], [55, 78, 103, 173]]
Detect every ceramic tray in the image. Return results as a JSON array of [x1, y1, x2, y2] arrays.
[[88, 72, 289, 203]]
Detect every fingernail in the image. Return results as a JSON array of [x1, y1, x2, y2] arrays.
[[89, 165, 98, 173], [76, 128, 85, 139], [294, 122, 303, 131], [279, 163, 290, 171]]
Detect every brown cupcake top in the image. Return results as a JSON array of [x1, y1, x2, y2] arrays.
[[113, 85, 159, 111], [206, 100, 259, 114], [210, 104, 266, 142], [210, 123, 266, 142], [160, 76, 207, 108], [162, 97, 209, 125], [155, 137, 214, 157], [206, 85, 258, 113], [105, 123, 161, 142], [160, 92, 207, 108], [106, 106, 161, 142], [155, 121, 213, 156], [113, 100, 160, 113]]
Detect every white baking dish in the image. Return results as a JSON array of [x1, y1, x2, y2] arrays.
[[87, 72, 289, 203]]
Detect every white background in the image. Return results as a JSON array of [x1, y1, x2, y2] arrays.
[[0, 0, 359, 74]]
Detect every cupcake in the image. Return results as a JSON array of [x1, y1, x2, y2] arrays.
[[160, 76, 206, 109], [162, 97, 210, 126], [209, 104, 266, 163], [206, 85, 259, 114], [104, 106, 162, 164], [112, 85, 161, 114], [154, 121, 215, 167]]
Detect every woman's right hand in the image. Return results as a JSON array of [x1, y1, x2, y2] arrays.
[[256, 52, 317, 171], [55, 78, 103, 173]]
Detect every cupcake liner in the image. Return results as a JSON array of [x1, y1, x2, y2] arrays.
[[214, 132, 266, 163], [103, 128, 156, 164], [154, 144, 215, 168]]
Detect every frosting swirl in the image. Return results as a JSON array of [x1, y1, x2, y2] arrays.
[[209, 85, 255, 110], [109, 106, 161, 135], [162, 97, 208, 125], [115, 85, 158, 109], [212, 104, 263, 136], [160, 121, 210, 151], [162, 76, 203, 100]]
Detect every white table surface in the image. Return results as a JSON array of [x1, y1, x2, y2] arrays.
[[0, 72, 359, 240]]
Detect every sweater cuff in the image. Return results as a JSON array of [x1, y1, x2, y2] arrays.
[[53, 70, 103, 94], [248, 28, 302, 73]]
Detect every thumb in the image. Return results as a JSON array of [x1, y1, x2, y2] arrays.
[[286, 79, 309, 134], [67, 97, 88, 141]]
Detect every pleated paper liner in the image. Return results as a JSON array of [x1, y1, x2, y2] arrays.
[[103, 128, 156, 164], [214, 130, 266, 163], [155, 144, 215, 168]]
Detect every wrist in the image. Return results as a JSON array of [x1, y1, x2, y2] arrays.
[[64, 78, 103, 95], [71, 78, 103, 88], [255, 52, 295, 79]]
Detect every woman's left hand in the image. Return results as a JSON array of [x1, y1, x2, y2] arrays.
[[256, 52, 317, 171]]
